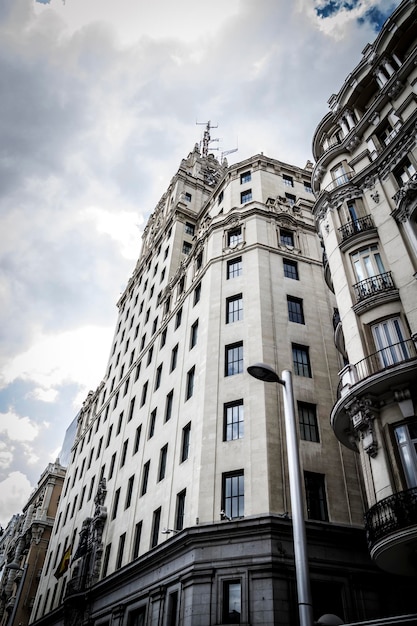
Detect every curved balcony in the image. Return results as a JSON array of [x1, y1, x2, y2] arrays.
[[338, 214, 376, 246], [331, 339, 417, 450], [323, 170, 355, 193], [365, 487, 417, 576], [352, 271, 396, 303]]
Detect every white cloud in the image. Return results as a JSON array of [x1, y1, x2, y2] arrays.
[[0, 471, 33, 527], [0, 442, 14, 470], [30, 387, 59, 403], [0, 410, 39, 442]]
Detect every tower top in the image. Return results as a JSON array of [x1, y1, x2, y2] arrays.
[[196, 120, 219, 158]]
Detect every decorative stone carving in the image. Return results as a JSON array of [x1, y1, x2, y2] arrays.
[[346, 396, 379, 457], [391, 173, 417, 222]]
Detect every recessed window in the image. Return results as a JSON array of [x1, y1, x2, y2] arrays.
[[152, 317, 158, 335], [280, 229, 294, 246], [393, 157, 416, 187], [120, 439, 128, 467], [127, 397, 135, 422], [190, 320, 198, 349], [175, 308, 183, 329], [181, 422, 191, 462], [224, 400, 244, 441], [226, 294, 243, 323], [285, 192, 296, 205], [147, 346, 153, 366], [150, 507, 161, 548], [160, 328, 167, 348], [185, 221, 195, 234], [140, 381, 148, 407], [132, 521, 142, 559], [185, 366, 195, 400], [227, 257, 242, 279], [175, 489, 186, 531], [283, 258, 299, 280], [394, 422, 417, 488], [304, 471, 328, 521], [283, 174, 294, 187], [240, 189, 252, 204], [148, 408, 157, 438], [304, 181, 313, 193], [194, 282, 201, 305], [115, 533, 126, 570], [111, 488, 120, 520], [108, 453, 116, 480], [133, 425, 142, 455], [165, 389, 174, 422], [141, 460, 150, 496], [287, 296, 304, 324], [170, 344, 178, 371], [225, 342, 243, 376], [240, 171, 251, 184], [184, 192, 192, 203], [125, 475, 135, 509], [223, 580, 242, 624], [228, 228, 243, 247], [292, 344, 311, 377], [158, 444, 168, 482], [102, 544, 111, 578], [218, 190, 224, 204], [183, 241, 192, 255], [222, 471, 244, 519], [298, 402, 319, 442], [372, 317, 410, 366], [154, 363, 163, 390]]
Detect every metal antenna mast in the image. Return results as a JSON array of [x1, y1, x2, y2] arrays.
[[196, 120, 219, 158]]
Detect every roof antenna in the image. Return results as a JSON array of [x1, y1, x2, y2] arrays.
[[196, 120, 219, 158]]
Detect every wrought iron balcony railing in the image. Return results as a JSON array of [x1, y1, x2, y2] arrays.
[[323, 170, 355, 192], [353, 271, 395, 302], [354, 338, 416, 381], [365, 486, 417, 549], [338, 214, 375, 241]]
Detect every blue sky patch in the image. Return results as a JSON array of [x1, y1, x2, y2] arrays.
[[357, 5, 395, 31], [316, 0, 360, 19]]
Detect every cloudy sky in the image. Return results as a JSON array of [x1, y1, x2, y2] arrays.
[[0, 0, 401, 526]]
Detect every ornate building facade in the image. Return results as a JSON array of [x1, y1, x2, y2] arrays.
[[0, 461, 66, 626], [312, 0, 417, 578], [29, 139, 416, 626]]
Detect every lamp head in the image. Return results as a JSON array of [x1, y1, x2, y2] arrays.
[[247, 363, 282, 384]]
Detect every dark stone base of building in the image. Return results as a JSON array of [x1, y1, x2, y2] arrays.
[[33, 516, 417, 626]]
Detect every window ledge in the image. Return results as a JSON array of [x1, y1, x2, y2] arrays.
[[352, 288, 399, 315]]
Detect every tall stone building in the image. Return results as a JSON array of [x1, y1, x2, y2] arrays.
[[31, 133, 416, 626], [312, 0, 417, 579], [0, 461, 66, 626]]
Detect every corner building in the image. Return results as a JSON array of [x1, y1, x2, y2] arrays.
[[32, 147, 416, 626], [312, 0, 417, 578]]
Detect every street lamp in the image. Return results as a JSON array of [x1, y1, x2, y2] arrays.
[[5, 562, 28, 626], [247, 363, 314, 626]]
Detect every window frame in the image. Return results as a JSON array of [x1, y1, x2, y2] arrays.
[[225, 341, 244, 377]]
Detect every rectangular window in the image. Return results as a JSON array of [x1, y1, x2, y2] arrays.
[[280, 229, 294, 246], [165, 390, 174, 422], [227, 257, 242, 279], [372, 317, 410, 367], [182, 241, 192, 255], [152, 317, 158, 335], [120, 439, 128, 467], [132, 521, 142, 559], [226, 294, 243, 323], [96, 437, 103, 459], [108, 452, 116, 479], [133, 425, 142, 455], [148, 408, 157, 438], [116, 411, 123, 434], [146, 346, 153, 366], [292, 343, 311, 377], [158, 444, 168, 481], [128, 397, 136, 422], [115, 533, 126, 570], [190, 320, 198, 349], [283, 258, 299, 280], [150, 507, 161, 548], [394, 422, 417, 488], [240, 171, 251, 184], [224, 400, 244, 441], [223, 580, 242, 624], [285, 192, 296, 205], [228, 228, 243, 247], [155, 363, 163, 390], [135, 362, 141, 381], [167, 592, 179, 626], [112, 488, 120, 520], [304, 181, 313, 193], [304, 471, 328, 521], [185, 221, 194, 234], [287, 296, 305, 324], [175, 489, 186, 531], [225, 342, 243, 376], [140, 381, 148, 407], [283, 174, 294, 187], [105, 425, 113, 448], [222, 471, 244, 519], [181, 422, 191, 462], [141, 460, 150, 496], [193, 282, 201, 305], [185, 366, 195, 400], [185, 192, 192, 203], [102, 544, 111, 578], [160, 328, 167, 347], [170, 344, 178, 372], [175, 308, 182, 329], [125, 475, 135, 509], [241, 189, 252, 204], [87, 476, 95, 501], [298, 402, 319, 442]]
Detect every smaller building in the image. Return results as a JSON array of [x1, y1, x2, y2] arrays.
[[0, 461, 66, 626]]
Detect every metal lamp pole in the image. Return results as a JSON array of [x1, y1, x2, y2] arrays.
[[247, 363, 314, 626]]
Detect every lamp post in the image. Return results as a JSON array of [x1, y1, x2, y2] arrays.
[[247, 363, 314, 626], [5, 562, 28, 626]]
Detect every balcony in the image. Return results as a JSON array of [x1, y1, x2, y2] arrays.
[[365, 487, 417, 576], [332, 339, 417, 450], [338, 214, 375, 244], [353, 271, 396, 303], [323, 170, 355, 193]]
